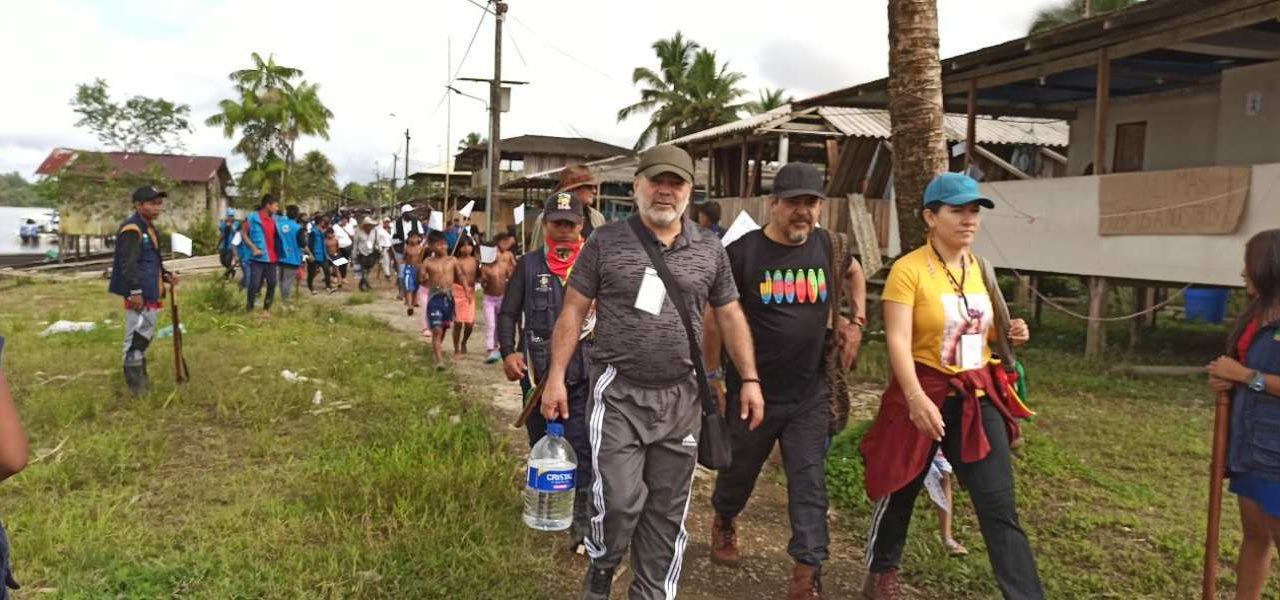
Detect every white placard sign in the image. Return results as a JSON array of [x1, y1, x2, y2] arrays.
[[171, 232, 193, 256], [428, 211, 444, 232], [513, 203, 526, 225], [458, 200, 476, 218], [720, 210, 761, 247], [479, 245, 498, 264]]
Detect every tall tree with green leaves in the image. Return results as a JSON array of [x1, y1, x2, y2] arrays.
[[619, 31, 741, 150], [0, 172, 51, 207], [666, 49, 749, 137], [206, 54, 331, 201], [70, 79, 192, 153], [1029, 0, 1141, 33], [745, 87, 794, 115], [457, 132, 485, 153], [292, 150, 339, 208]]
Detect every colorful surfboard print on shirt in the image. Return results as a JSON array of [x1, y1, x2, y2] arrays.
[[795, 270, 809, 303], [772, 270, 785, 304], [807, 269, 819, 303], [784, 270, 796, 303], [817, 268, 828, 302], [760, 275, 772, 304]]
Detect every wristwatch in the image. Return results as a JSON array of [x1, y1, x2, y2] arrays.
[[1249, 370, 1268, 393]]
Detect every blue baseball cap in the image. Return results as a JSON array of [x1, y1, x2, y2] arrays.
[[225, 208, 237, 217], [923, 173, 994, 209]]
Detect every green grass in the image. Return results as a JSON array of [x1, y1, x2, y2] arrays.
[[0, 277, 554, 598], [828, 306, 1259, 598]]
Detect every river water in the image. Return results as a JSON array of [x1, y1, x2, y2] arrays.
[[0, 206, 57, 260]]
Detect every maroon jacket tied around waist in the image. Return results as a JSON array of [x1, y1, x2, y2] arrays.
[[859, 362, 1030, 501]]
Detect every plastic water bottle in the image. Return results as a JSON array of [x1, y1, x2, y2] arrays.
[[523, 422, 577, 531]]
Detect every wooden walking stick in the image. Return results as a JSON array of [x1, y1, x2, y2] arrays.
[[1202, 390, 1231, 600], [168, 281, 189, 384]]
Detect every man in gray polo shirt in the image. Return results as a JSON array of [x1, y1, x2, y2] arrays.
[[542, 144, 765, 600]]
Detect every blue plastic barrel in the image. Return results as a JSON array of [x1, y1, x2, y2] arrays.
[[1184, 288, 1229, 324]]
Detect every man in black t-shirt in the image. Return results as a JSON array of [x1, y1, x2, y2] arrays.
[[704, 163, 867, 599]]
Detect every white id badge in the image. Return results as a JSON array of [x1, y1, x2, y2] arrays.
[[634, 267, 667, 316], [959, 333, 984, 370]]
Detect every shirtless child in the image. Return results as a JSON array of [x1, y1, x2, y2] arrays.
[[480, 233, 516, 363], [324, 230, 344, 290], [418, 231, 465, 369], [451, 236, 480, 357], [401, 230, 425, 315]]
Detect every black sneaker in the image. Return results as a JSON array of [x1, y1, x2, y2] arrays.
[[585, 564, 613, 597]]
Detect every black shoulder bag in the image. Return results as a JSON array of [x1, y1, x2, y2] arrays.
[[626, 216, 732, 470]]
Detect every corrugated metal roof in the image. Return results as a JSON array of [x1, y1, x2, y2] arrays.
[[35, 148, 231, 182], [819, 107, 1068, 147], [662, 105, 792, 147]]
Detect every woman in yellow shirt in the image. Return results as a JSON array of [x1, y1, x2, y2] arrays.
[[861, 173, 1042, 600]]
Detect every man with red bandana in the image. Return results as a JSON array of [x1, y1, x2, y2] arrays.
[[497, 190, 594, 553]]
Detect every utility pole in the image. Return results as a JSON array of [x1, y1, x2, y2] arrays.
[[486, 0, 507, 239], [404, 129, 411, 195], [444, 38, 453, 218], [1083, 0, 1093, 18], [390, 152, 399, 214]]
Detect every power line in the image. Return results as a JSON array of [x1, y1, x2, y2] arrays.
[[508, 26, 530, 69], [452, 1, 490, 82], [461, 0, 494, 14], [508, 14, 619, 83], [423, 1, 490, 128]]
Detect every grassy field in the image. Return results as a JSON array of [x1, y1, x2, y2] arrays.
[[0, 276, 553, 598], [827, 304, 1259, 598]]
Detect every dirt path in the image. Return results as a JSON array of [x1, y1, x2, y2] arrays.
[[318, 284, 922, 599]]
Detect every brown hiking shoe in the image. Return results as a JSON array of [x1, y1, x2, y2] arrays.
[[787, 563, 823, 599], [709, 514, 741, 565], [861, 569, 902, 600]]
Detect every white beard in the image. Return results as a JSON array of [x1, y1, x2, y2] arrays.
[[638, 198, 688, 227]]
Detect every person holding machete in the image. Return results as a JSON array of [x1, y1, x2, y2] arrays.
[[108, 185, 177, 397]]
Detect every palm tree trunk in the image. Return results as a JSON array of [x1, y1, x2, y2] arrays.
[[887, 0, 948, 253]]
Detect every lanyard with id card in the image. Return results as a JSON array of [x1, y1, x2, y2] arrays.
[[933, 243, 985, 371], [635, 267, 667, 316]]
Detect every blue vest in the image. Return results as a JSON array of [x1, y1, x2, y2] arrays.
[[1229, 321, 1280, 481], [309, 227, 328, 261], [245, 211, 277, 264], [236, 225, 252, 263], [275, 216, 303, 267], [108, 212, 164, 302], [520, 249, 587, 384], [218, 220, 238, 251]]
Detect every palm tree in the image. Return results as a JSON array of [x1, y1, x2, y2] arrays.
[[745, 87, 793, 115], [617, 33, 747, 150], [206, 53, 330, 202], [1029, 0, 1141, 33], [278, 81, 333, 200], [668, 49, 748, 138], [887, 0, 948, 252], [617, 31, 702, 150], [457, 132, 485, 153], [229, 52, 303, 94]]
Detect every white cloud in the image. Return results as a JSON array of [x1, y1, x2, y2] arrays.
[[0, 0, 1062, 185]]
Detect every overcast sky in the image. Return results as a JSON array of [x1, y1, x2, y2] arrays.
[[0, 0, 1062, 185]]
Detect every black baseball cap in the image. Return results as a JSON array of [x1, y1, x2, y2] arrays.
[[636, 145, 695, 183], [772, 163, 825, 200], [132, 185, 167, 203], [542, 191, 584, 224]]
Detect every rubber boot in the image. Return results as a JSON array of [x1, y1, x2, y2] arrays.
[[123, 362, 149, 397]]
